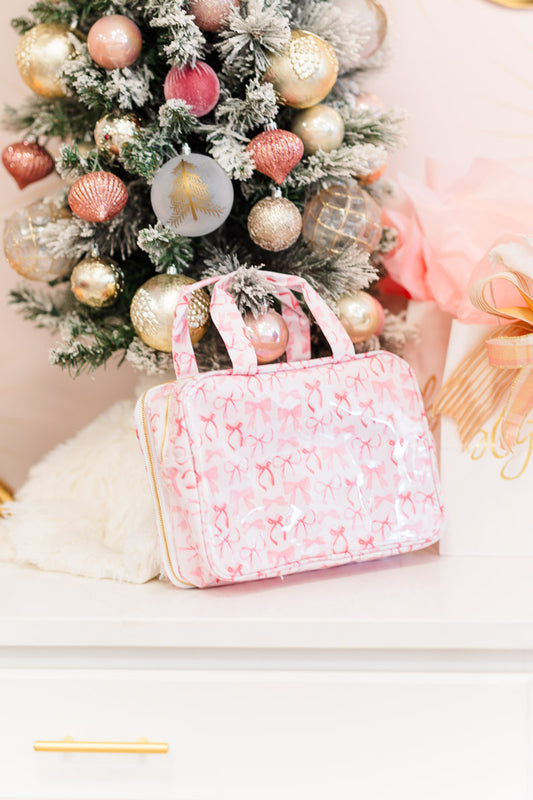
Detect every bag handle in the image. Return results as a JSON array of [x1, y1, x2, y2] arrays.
[[172, 270, 354, 378]]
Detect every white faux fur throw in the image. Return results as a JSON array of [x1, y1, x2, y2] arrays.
[[0, 399, 161, 583]]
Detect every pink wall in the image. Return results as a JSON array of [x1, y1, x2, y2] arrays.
[[1, 0, 532, 488]]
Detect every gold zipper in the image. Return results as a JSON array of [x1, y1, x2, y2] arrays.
[[141, 389, 194, 589]]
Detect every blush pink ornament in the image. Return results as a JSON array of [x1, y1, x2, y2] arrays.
[[2, 140, 54, 189], [189, 0, 240, 32], [244, 310, 289, 364], [87, 15, 142, 70], [68, 171, 128, 222], [246, 128, 304, 185], [164, 62, 220, 117], [355, 92, 384, 114]]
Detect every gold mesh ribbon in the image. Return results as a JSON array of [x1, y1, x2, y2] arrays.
[[433, 270, 533, 452]]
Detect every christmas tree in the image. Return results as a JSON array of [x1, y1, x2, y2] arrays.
[[3, 0, 409, 378]]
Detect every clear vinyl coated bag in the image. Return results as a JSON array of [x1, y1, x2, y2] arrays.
[[135, 270, 444, 588]]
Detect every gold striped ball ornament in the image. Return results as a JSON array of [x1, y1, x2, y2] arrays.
[[302, 180, 382, 255], [263, 30, 339, 109], [16, 23, 77, 99], [130, 273, 210, 352], [4, 200, 76, 282], [71, 255, 125, 308], [248, 196, 302, 252]]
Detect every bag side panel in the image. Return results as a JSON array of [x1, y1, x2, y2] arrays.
[[180, 352, 444, 584], [135, 384, 196, 587], [150, 385, 217, 587]]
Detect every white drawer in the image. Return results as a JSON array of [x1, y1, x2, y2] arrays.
[[0, 669, 529, 800]]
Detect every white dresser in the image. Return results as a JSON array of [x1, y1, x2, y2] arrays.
[[0, 547, 532, 800]]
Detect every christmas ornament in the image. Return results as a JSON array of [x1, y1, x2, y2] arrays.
[[71, 255, 125, 308], [248, 196, 302, 252], [94, 113, 140, 155], [302, 180, 382, 255], [3, 200, 76, 282], [164, 62, 220, 117], [16, 23, 76, 99], [0, 479, 14, 519], [290, 104, 345, 155], [130, 273, 210, 352], [2, 141, 54, 189], [262, 30, 339, 109], [244, 310, 289, 364], [245, 128, 304, 184], [359, 161, 387, 185], [68, 171, 128, 223], [353, 0, 388, 61], [87, 15, 142, 70], [189, 0, 240, 31], [151, 153, 233, 236], [355, 91, 384, 114], [336, 291, 384, 343]]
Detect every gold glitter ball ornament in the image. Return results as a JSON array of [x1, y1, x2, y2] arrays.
[[263, 30, 339, 109], [16, 23, 76, 99], [3, 200, 76, 282], [302, 180, 382, 255], [248, 196, 302, 252], [71, 255, 125, 308], [291, 104, 345, 156], [94, 114, 140, 155], [130, 273, 210, 352]]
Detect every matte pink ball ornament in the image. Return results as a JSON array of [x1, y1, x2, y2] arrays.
[[87, 15, 142, 70], [189, 0, 241, 32], [244, 310, 289, 365], [164, 62, 220, 117]]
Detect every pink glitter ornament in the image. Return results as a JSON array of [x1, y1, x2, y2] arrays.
[[189, 0, 240, 32], [68, 171, 128, 223], [87, 15, 142, 70], [246, 128, 304, 185], [244, 310, 289, 364], [164, 62, 220, 117]]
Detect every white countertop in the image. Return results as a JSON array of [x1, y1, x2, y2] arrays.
[[1, 548, 532, 652]]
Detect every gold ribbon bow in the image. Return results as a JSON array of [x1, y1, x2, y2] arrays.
[[433, 270, 533, 452]]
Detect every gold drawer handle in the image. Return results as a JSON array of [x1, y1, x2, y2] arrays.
[[34, 736, 168, 754]]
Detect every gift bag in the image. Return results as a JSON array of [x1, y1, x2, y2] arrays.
[[136, 270, 444, 588], [436, 245, 533, 557]]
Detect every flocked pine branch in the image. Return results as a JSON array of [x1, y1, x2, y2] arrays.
[[60, 36, 153, 114], [284, 142, 387, 188], [203, 126, 255, 180], [215, 78, 278, 133], [8, 283, 67, 331], [126, 336, 174, 375], [379, 309, 418, 355], [217, 0, 291, 77], [272, 241, 379, 303], [145, 0, 205, 68], [341, 107, 407, 150], [11, 0, 145, 33], [137, 222, 194, 272], [3, 97, 99, 140]]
